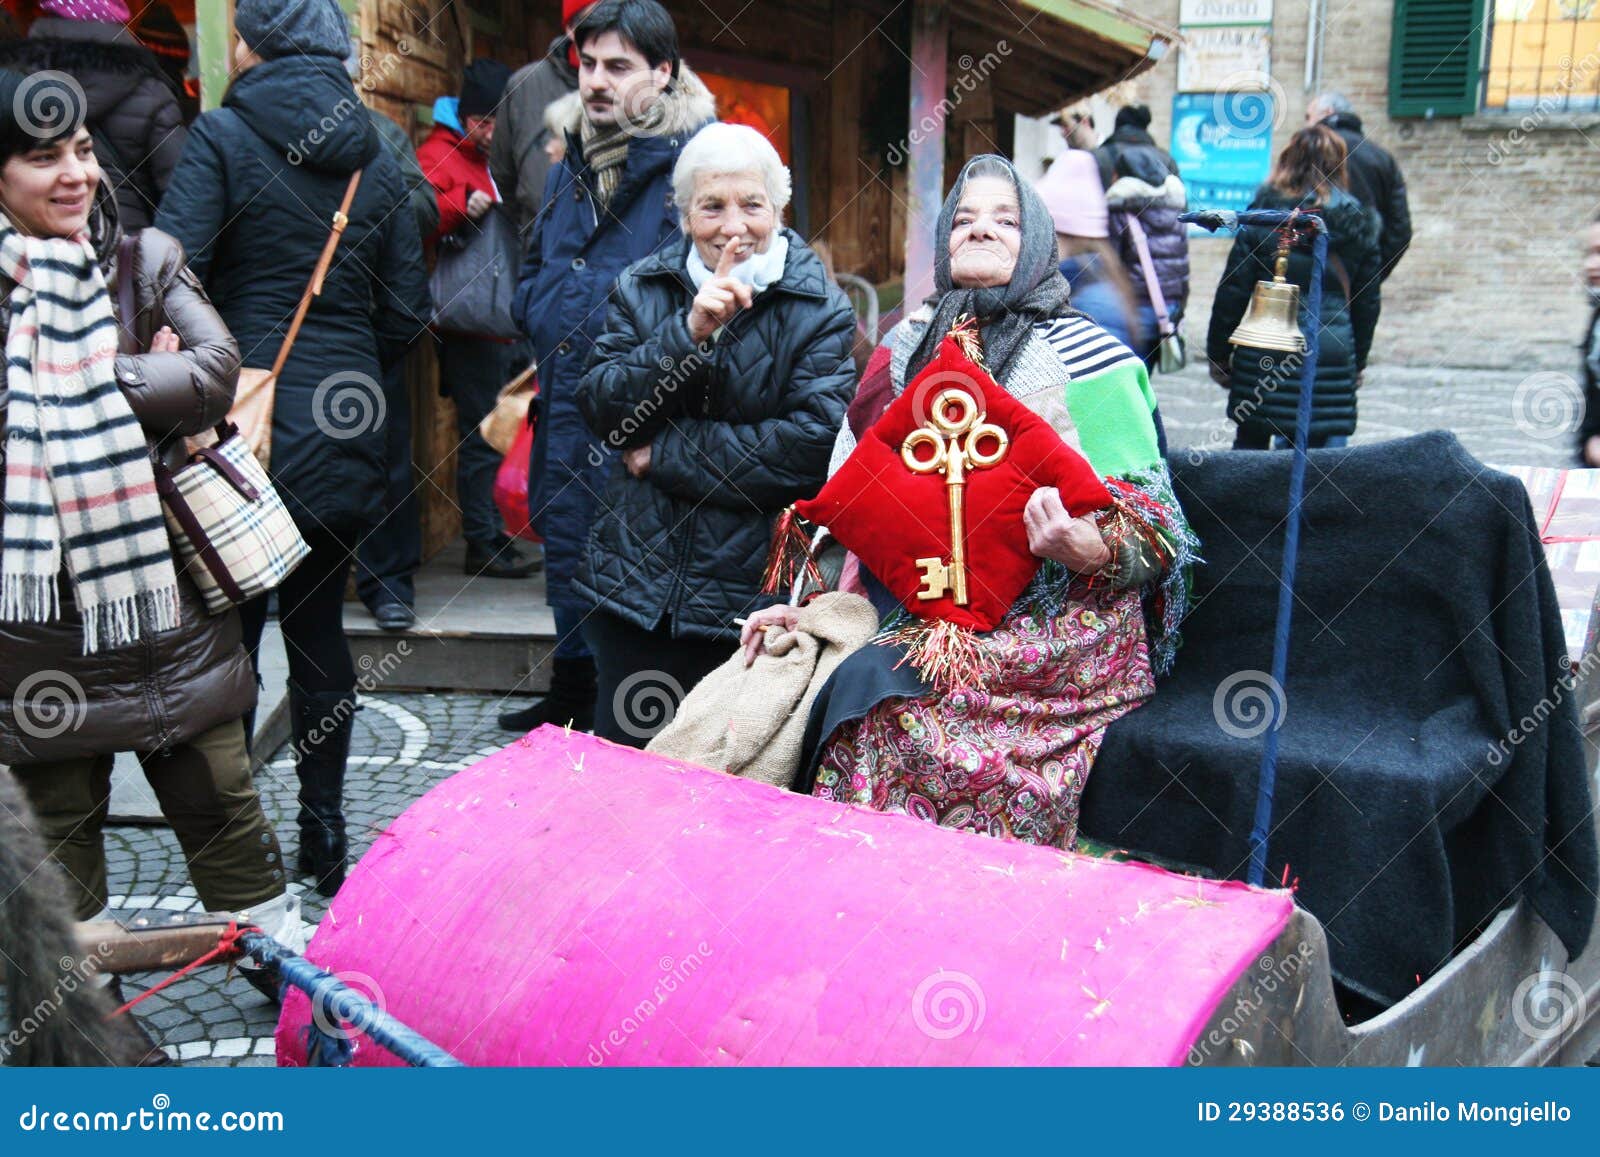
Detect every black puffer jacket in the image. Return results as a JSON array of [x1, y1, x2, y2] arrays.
[[0, 200, 253, 765], [1207, 186, 1383, 441], [0, 18, 188, 230], [574, 231, 857, 641], [155, 55, 431, 538]]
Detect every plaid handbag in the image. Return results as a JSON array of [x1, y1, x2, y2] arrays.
[[153, 423, 310, 614]]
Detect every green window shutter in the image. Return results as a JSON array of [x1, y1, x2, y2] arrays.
[[1389, 0, 1488, 117]]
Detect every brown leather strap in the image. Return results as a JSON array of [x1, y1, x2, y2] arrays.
[[116, 232, 139, 354], [152, 459, 247, 605], [266, 170, 364, 380]]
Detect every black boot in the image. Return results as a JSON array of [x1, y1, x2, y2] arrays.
[[289, 684, 355, 898], [497, 656, 597, 732]]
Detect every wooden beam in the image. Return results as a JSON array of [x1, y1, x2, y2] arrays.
[[905, 0, 949, 306]]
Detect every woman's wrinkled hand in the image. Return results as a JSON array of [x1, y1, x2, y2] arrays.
[[150, 326, 181, 354], [687, 241, 755, 342], [1024, 487, 1111, 572], [740, 603, 802, 667], [623, 444, 652, 478]]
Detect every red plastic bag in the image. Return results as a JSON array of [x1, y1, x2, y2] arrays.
[[493, 418, 544, 543]]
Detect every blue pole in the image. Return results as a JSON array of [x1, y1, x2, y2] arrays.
[[237, 931, 464, 1067], [1181, 209, 1329, 888]]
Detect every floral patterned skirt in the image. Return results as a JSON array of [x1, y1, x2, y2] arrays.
[[813, 583, 1156, 849]]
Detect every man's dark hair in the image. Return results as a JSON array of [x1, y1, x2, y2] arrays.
[[0, 69, 87, 166], [573, 0, 680, 80]]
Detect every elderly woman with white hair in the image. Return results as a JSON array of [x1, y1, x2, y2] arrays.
[[574, 122, 858, 746]]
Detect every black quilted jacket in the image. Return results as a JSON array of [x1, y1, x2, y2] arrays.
[[574, 230, 857, 642]]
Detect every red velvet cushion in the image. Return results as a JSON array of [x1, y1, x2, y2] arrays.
[[797, 333, 1111, 631]]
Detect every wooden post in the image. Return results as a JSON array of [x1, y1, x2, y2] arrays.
[[904, 0, 949, 306]]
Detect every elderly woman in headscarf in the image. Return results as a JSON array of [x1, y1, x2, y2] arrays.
[[743, 154, 1197, 850]]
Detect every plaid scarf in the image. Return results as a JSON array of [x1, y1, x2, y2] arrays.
[[0, 220, 179, 653], [579, 96, 667, 208]]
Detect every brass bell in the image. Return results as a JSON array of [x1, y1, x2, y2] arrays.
[[1229, 245, 1307, 354]]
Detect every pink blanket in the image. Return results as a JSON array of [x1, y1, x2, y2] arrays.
[[278, 726, 1293, 1066]]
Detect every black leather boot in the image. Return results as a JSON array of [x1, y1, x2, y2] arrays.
[[289, 683, 356, 898], [497, 656, 597, 732]]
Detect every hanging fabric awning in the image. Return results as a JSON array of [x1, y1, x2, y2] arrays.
[[951, 0, 1178, 115]]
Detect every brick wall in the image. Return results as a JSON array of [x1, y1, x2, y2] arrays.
[[1127, 0, 1597, 372]]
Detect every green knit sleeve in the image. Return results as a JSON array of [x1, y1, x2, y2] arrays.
[[1063, 357, 1163, 479]]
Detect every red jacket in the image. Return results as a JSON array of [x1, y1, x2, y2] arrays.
[[417, 123, 494, 243]]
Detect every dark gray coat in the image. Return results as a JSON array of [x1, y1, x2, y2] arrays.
[[155, 55, 431, 539], [574, 231, 857, 641]]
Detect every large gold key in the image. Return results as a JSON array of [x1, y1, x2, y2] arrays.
[[900, 387, 1009, 605]]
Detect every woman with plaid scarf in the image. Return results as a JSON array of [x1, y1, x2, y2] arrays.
[[0, 70, 304, 1048]]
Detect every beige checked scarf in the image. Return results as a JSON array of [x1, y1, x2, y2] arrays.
[[0, 220, 179, 652], [578, 94, 668, 208]]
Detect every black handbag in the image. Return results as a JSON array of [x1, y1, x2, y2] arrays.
[[429, 203, 523, 339]]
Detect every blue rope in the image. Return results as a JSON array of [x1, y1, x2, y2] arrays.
[[237, 930, 464, 1068], [1182, 209, 1329, 887]]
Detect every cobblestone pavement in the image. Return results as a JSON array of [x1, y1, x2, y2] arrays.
[[1156, 362, 1578, 469], [22, 357, 1579, 1066], [91, 693, 513, 1067]]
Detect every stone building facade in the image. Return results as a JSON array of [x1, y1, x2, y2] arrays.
[[1117, 0, 1599, 375]]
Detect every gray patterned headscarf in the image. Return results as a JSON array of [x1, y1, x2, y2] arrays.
[[906, 154, 1073, 383]]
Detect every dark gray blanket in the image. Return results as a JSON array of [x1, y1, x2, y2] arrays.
[[1084, 432, 1599, 1007]]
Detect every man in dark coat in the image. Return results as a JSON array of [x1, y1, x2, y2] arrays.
[[355, 107, 440, 629], [1308, 92, 1412, 282], [0, 0, 188, 229], [499, 0, 715, 733], [490, 0, 587, 234]]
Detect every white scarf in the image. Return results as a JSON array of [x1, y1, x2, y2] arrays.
[[0, 222, 179, 652], [686, 232, 789, 294]]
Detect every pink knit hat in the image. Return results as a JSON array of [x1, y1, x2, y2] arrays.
[[40, 0, 133, 21], [1034, 149, 1109, 239]]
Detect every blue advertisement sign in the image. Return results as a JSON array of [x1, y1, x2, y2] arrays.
[[1171, 89, 1276, 218]]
